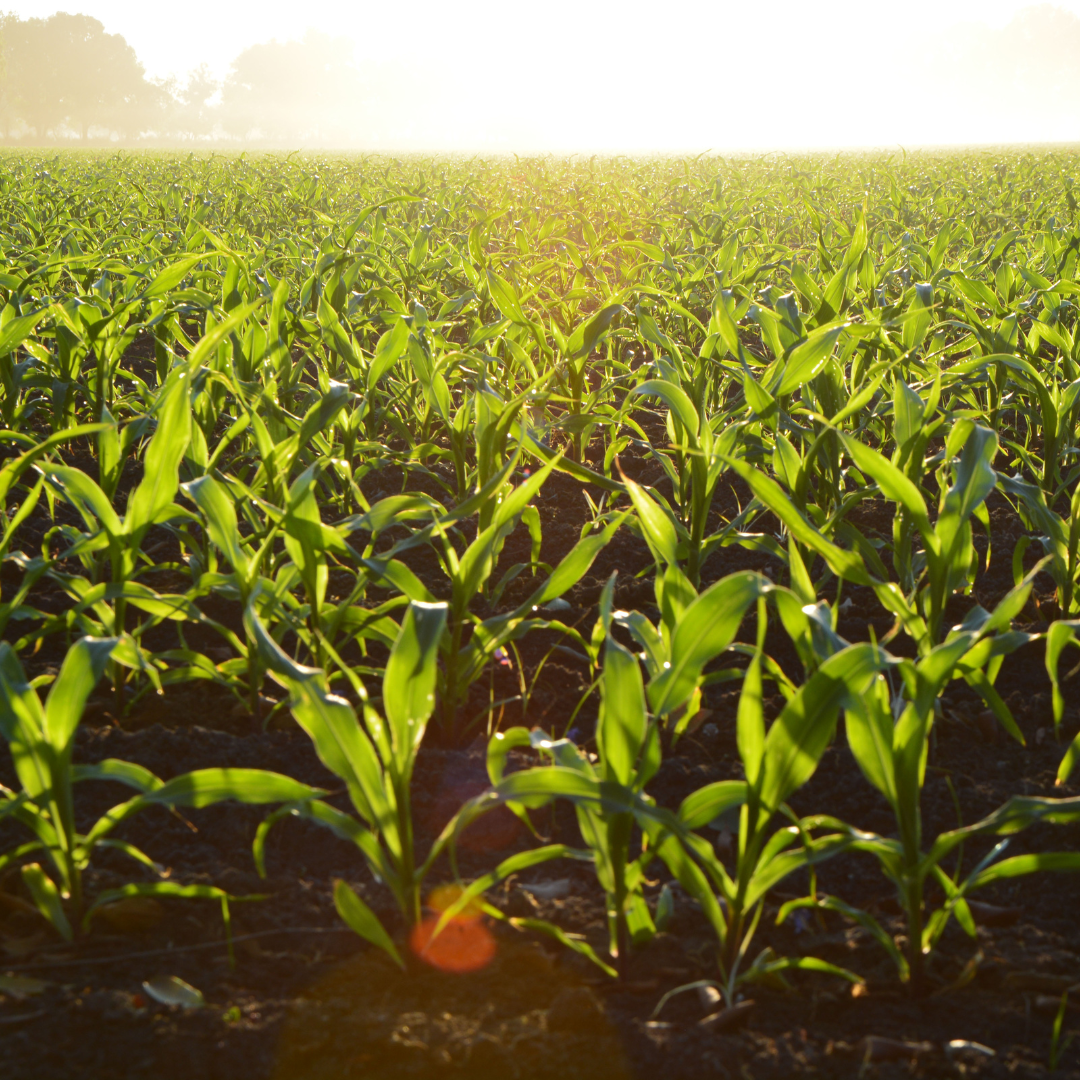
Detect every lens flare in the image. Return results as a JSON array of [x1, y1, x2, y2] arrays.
[[425, 883, 485, 919], [410, 885, 496, 973]]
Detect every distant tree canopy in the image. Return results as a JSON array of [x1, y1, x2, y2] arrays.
[[0, 13, 368, 144], [220, 31, 367, 142], [0, 12, 163, 139]]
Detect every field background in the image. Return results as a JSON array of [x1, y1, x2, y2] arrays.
[[1, 149, 1080, 1078]]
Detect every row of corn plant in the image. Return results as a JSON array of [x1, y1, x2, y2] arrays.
[[4, 150, 1080, 1009]]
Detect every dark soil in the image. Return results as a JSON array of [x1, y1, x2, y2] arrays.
[[3, 435, 1080, 1079]]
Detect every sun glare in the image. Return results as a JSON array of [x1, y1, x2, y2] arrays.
[[410, 886, 497, 974], [1, 0, 1079, 150]]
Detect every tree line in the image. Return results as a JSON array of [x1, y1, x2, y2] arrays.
[[0, 12, 368, 144]]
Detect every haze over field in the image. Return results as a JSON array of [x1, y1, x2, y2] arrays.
[[2, 0, 1080, 150]]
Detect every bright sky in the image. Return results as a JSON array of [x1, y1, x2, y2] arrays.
[[7, 0, 1080, 150]]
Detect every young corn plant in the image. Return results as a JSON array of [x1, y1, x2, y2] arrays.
[[180, 471, 289, 720], [946, 351, 1080, 495], [478, 600, 664, 976], [354, 449, 618, 741], [31, 315, 252, 711], [34, 364, 196, 713], [733, 417, 1022, 734], [0, 301, 51, 432], [781, 576, 1080, 992], [440, 582, 889, 1002], [0, 636, 318, 940], [841, 419, 1000, 653], [179, 381, 370, 711], [1042, 620, 1080, 784], [0, 423, 113, 637], [614, 477, 775, 735], [648, 634, 894, 1010], [999, 472, 1080, 617], [425, 452, 557, 733], [269, 462, 354, 672], [627, 363, 746, 588], [552, 302, 625, 462], [250, 597, 564, 964], [430, 608, 672, 976]]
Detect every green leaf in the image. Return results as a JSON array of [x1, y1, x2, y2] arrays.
[[724, 458, 871, 585], [598, 635, 647, 787], [21, 863, 71, 941], [514, 915, 619, 976], [966, 851, 1080, 891], [182, 475, 248, 574], [566, 304, 624, 360], [677, 780, 749, 830], [86, 881, 250, 925], [44, 637, 117, 751], [0, 308, 46, 356], [748, 953, 864, 988], [0, 423, 107, 506], [334, 879, 404, 968], [893, 379, 925, 450], [1058, 727, 1080, 786], [649, 572, 769, 717], [623, 474, 679, 566], [844, 676, 897, 805], [72, 758, 163, 793], [250, 608, 393, 831], [842, 436, 933, 547], [710, 290, 743, 358], [297, 382, 350, 450], [493, 454, 560, 531], [383, 601, 448, 768], [486, 270, 527, 324], [253, 799, 398, 892], [758, 643, 893, 817], [937, 425, 998, 554], [37, 464, 122, 537], [124, 367, 192, 536], [429, 844, 588, 936], [144, 768, 322, 809], [964, 668, 1024, 745], [368, 319, 410, 388], [0, 643, 50, 798], [363, 557, 438, 603], [1046, 621, 1080, 734], [922, 794, 1080, 872], [521, 429, 625, 493], [140, 255, 203, 300], [775, 324, 843, 396], [901, 282, 934, 351], [778, 893, 908, 980], [345, 494, 442, 537], [184, 300, 262, 374], [631, 379, 699, 438], [737, 652, 765, 788], [516, 515, 623, 613]]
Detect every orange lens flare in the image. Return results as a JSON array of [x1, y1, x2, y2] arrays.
[[410, 885, 496, 973], [425, 883, 484, 920], [410, 915, 496, 973]]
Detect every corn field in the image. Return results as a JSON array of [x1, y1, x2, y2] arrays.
[[4, 149, 1080, 1078]]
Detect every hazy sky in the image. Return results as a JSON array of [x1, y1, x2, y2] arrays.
[[6, 0, 1080, 150]]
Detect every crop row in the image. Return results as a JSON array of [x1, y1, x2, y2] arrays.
[[2, 150, 1080, 1007]]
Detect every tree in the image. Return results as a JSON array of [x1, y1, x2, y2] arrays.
[[170, 63, 221, 140], [0, 13, 163, 140], [219, 30, 366, 144]]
